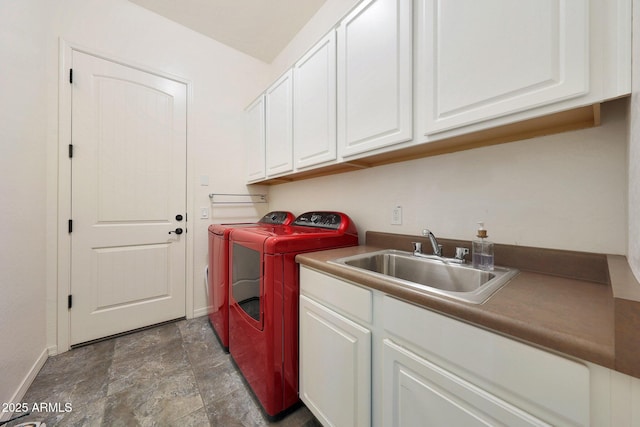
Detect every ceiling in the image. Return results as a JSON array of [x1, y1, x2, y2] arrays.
[[128, 0, 327, 63]]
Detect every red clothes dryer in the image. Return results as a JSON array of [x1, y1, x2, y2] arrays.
[[228, 212, 358, 418], [207, 211, 294, 350]]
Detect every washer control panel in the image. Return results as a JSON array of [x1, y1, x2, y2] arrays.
[[258, 211, 294, 225]]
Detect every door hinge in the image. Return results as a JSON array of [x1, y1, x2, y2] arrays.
[[69, 68, 73, 84], [68, 144, 73, 158], [68, 294, 73, 309], [68, 219, 73, 233]]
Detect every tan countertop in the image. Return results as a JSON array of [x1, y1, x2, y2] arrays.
[[296, 232, 640, 378]]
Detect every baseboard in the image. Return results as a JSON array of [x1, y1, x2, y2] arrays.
[[192, 306, 209, 318], [47, 345, 58, 356], [0, 348, 48, 422]]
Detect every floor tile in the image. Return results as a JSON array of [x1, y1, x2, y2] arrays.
[[205, 386, 267, 427], [10, 340, 114, 427], [178, 316, 228, 368], [103, 366, 204, 426], [7, 317, 320, 427], [107, 327, 191, 397]]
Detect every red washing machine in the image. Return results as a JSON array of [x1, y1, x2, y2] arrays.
[[228, 212, 358, 418], [207, 211, 295, 350]]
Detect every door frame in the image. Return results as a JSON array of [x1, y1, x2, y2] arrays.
[[56, 40, 194, 353]]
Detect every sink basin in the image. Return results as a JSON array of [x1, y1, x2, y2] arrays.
[[329, 249, 519, 304]]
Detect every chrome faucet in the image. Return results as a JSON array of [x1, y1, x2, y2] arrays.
[[412, 229, 469, 264], [422, 229, 442, 256]]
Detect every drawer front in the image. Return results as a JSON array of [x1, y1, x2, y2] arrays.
[[300, 266, 372, 324]]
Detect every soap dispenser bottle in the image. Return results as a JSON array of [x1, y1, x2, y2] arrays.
[[472, 222, 494, 271]]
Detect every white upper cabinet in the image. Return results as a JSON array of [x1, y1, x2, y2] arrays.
[[337, 0, 413, 158], [245, 95, 266, 183], [418, 0, 631, 138], [265, 69, 294, 177], [246, 0, 630, 183], [420, 0, 589, 135], [293, 31, 337, 170]]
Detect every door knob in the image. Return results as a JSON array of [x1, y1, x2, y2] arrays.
[[169, 228, 183, 235]]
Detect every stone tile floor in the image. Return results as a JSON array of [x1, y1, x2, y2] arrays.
[[6, 316, 321, 426]]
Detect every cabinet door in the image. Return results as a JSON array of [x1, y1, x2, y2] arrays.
[[337, 0, 413, 157], [265, 69, 294, 176], [299, 295, 371, 427], [245, 95, 265, 182], [383, 296, 590, 426], [382, 339, 550, 427], [294, 31, 337, 170], [421, 0, 589, 135]]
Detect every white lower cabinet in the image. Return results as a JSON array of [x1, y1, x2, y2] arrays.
[[381, 296, 589, 426], [299, 267, 372, 427], [299, 266, 640, 427], [382, 339, 550, 427], [300, 296, 371, 427]]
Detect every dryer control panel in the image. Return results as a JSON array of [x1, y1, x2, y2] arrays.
[[293, 212, 344, 229]]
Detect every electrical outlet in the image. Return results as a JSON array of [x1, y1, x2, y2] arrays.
[[200, 207, 209, 219], [391, 206, 402, 225]]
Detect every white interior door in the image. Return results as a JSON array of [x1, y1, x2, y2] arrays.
[[70, 50, 187, 345]]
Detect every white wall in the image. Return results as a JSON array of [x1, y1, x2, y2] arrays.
[[2, 0, 274, 405], [0, 0, 49, 409], [44, 0, 271, 347], [2, 0, 633, 408], [268, 0, 360, 81], [269, 99, 628, 254], [262, 0, 629, 255], [628, 0, 640, 279]]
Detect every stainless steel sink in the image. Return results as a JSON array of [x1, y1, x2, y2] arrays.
[[329, 249, 519, 304]]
